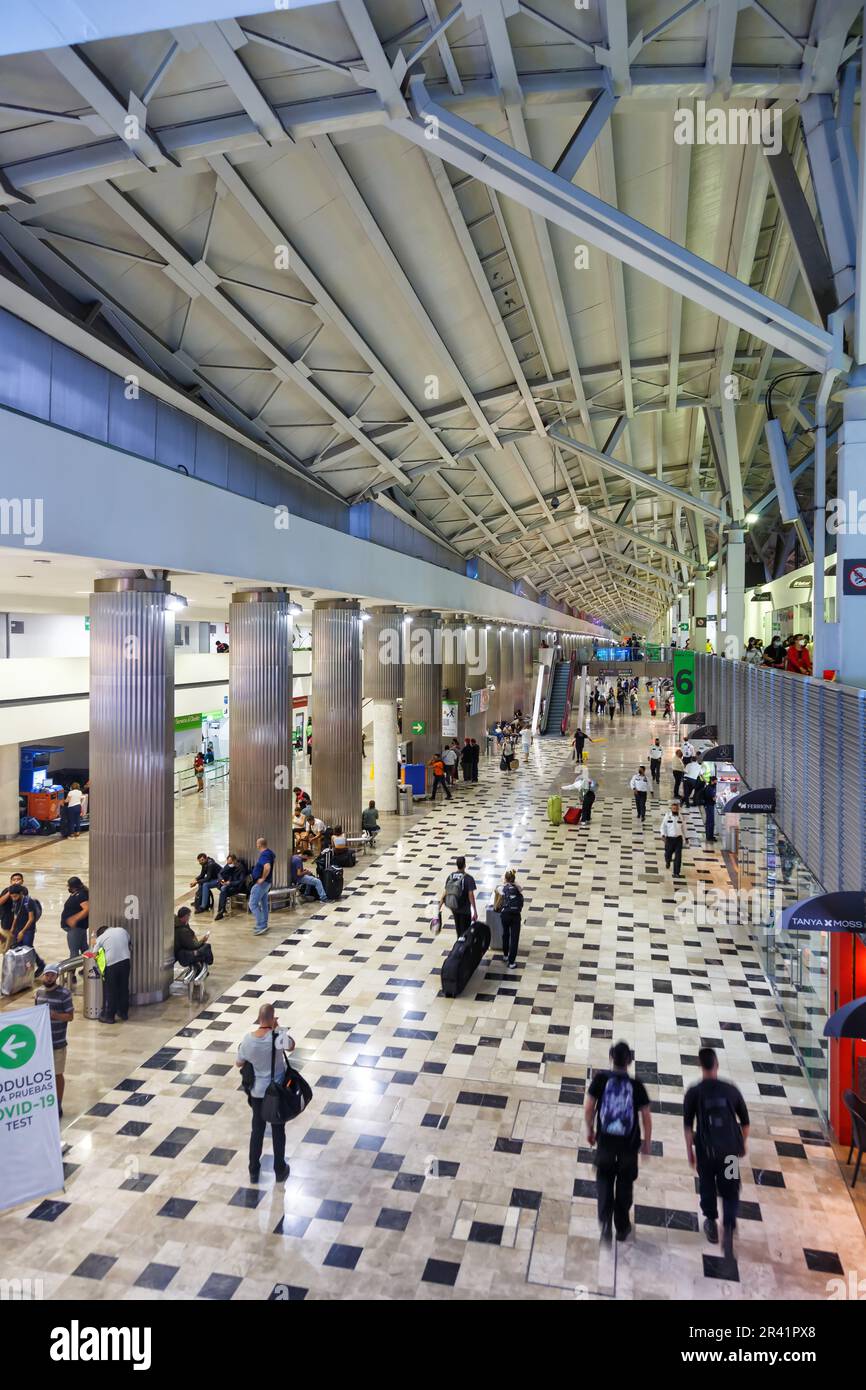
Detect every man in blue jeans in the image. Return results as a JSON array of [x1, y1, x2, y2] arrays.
[[248, 837, 276, 934], [292, 851, 327, 902]]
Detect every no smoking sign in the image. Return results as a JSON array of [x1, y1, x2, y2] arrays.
[[842, 559, 866, 596]]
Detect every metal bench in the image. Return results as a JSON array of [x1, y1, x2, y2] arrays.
[[267, 884, 298, 911]]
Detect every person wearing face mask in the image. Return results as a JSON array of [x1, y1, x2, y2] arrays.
[[659, 803, 686, 878], [761, 635, 786, 669], [785, 633, 812, 675]]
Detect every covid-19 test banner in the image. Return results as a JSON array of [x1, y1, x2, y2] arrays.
[[0, 1005, 64, 1212]]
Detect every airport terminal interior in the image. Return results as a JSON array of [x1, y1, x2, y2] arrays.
[[1, 0, 866, 1320]]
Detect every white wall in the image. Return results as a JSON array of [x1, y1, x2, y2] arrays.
[[5, 612, 90, 658]]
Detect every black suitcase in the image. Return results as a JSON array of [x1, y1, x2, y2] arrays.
[[322, 865, 343, 900], [440, 921, 491, 998], [332, 848, 356, 868]]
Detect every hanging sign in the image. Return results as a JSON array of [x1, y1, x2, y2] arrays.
[[173, 712, 202, 731], [781, 891, 866, 935], [722, 787, 776, 814], [442, 701, 458, 739], [682, 712, 706, 726], [690, 725, 717, 741], [0, 1006, 64, 1213], [672, 650, 696, 714], [702, 745, 734, 762], [469, 688, 490, 716]]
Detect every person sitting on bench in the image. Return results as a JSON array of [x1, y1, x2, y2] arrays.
[[174, 906, 213, 982], [361, 801, 380, 842], [214, 854, 248, 920], [295, 853, 327, 902]]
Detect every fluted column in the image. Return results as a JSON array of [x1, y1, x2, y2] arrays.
[[484, 625, 501, 723], [229, 589, 293, 887], [90, 576, 174, 1005], [312, 599, 362, 834], [513, 628, 526, 715], [441, 620, 467, 746], [499, 626, 514, 722], [403, 609, 442, 767], [364, 606, 403, 814]]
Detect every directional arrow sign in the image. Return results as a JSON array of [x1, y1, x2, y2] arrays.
[[0, 1023, 36, 1069], [411, 720, 426, 736]]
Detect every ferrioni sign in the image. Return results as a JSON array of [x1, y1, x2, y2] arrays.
[[0, 1005, 64, 1212]]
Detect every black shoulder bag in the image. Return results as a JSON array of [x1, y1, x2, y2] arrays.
[[260, 1032, 313, 1124]]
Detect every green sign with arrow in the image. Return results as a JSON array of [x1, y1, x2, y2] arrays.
[[0, 1022, 36, 1069], [410, 720, 426, 736]]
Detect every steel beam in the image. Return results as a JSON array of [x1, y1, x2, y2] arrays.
[[182, 22, 291, 144], [396, 79, 843, 374], [764, 142, 836, 323], [801, 93, 856, 307], [553, 90, 618, 183], [549, 426, 724, 522], [44, 46, 172, 171]]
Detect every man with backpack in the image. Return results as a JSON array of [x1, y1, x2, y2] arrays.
[[585, 1040, 652, 1243], [497, 868, 524, 969], [439, 856, 477, 936], [6, 883, 45, 978], [683, 1047, 750, 1261]]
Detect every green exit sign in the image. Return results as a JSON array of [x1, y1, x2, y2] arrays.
[[84, 617, 90, 631], [410, 720, 426, 736]]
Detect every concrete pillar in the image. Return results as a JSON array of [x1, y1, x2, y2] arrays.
[[364, 606, 403, 813], [0, 744, 19, 839], [724, 528, 746, 659], [403, 609, 443, 767], [312, 598, 362, 835], [90, 575, 174, 1005], [229, 588, 293, 887], [465, 618, 487, 743], [513, 629, 526, 715], [835, 371, 866, 686], [441, 620, 467, 747], [484, 624, 501, 722]]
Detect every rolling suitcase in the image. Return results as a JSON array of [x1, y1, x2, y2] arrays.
[[322, 866, 343, 900], [485, 907, 504, 953], [1, 945, 36, 997], [441, 921, 491, 998], [563, 806, 581, 825], [547, 794, 562, 825]]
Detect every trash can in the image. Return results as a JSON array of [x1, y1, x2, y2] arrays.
[[397, 785, 413, 818], [83, 957, 104, 1020]]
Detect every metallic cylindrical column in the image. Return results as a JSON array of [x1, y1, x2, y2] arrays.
[[90, 576, 174, 1005], [484, 624, 500, 722], [403, 609, 442, 766], [229, 589, 293, 888], [364, 606, 403, 813], [499, 626, 514, 722], [312, 598, 362, 834], [441, 621, 467, 746], [513, 628, 526, 715]]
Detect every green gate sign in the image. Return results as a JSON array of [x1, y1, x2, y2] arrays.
[[410, 720, 426, 736], [673, 650, 696, 714]]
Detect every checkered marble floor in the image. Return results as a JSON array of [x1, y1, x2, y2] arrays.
[[4, 712, 864, 1301]]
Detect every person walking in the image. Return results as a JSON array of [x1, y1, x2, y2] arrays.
[[648, 694, 657, 718], [193, 751, 205, 793], [683, 1047, 750, 1261], [428, 752, 452, 801], [648, 738, 663, 789], [659, 803, 686, 878], [470, 739, 480, 783], [497, 868, 524, 970], [92, 923, 131, 1024], [629, 689, 638, 717], [671, 749, 685, 801], [572, 727, 592, 764], [682, 755, 703, 808], [439, 856, 477, 936], [607, 693, 616, 722], [235, 1002, 294, 1183], [630, 766, 649, 823], [521, 724, 531, 759], [6, 883, 45, 978], [248, 837, 276, 936], [35, 963, 73, 1119], [703, 775, 718, 843], [585, 1040, 652, 1243], [442, 742, 459, 785]]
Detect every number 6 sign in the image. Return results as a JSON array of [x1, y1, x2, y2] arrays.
[[673, 650, 696, 714]]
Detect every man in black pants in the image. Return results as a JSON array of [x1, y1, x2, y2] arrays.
[[683, 1047, 750, 1262], [439, 856, 477, 936], [235, 1003, 292, 1183], [629, 766, 649, 822], [93, 924, 131, 1024], [470, 739, 480, 782], [585, 1041, 652, 1243], [659, 803, 686, 877]]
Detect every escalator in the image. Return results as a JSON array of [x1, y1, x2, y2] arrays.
[[541, 658, 574, 736]]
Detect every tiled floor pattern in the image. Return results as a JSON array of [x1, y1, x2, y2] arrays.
[[3, 712, 864, 1301]]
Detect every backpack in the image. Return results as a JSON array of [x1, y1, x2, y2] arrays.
[[443, 871, 466, 913], [500, 883, 524, 914], [25, 897, 42, 923], [698, 1087, 744, 1163], [597, 1073, 635, 1140]]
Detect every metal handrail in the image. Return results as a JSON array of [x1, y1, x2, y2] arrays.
[[174, 757, 229, 796]]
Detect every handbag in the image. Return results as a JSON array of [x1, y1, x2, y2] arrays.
[[430, 912, 442, 936], [260, 1033, 313, 1124]]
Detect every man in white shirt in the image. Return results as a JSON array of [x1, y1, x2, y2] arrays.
[[681, 739, 696, 761], [647, 739, 663, 788], [682, 758, 703, 807], [659, 804, 686, 877], [442, 744, 459, 784], [630, 766, 649, 823], [91, 924, 131, 1025]]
